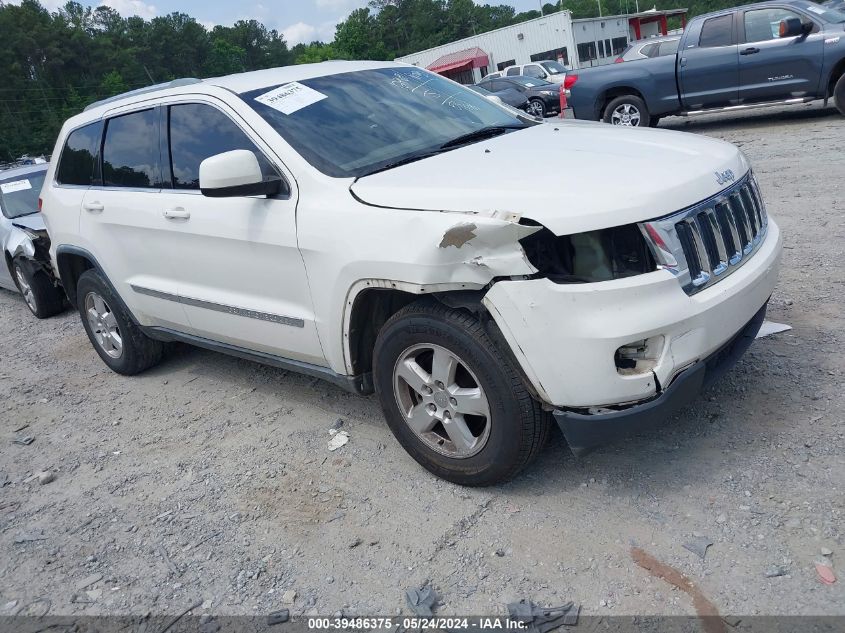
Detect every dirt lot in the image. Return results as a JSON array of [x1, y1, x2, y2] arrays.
[[1, 102, 843, 621]]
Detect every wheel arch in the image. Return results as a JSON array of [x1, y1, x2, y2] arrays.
[[828, 56, 845, 97], [55, 246, 137, 324], [342, 280, 490, 390], [598, 86, 648, 118], [55, 246, 96, 309]]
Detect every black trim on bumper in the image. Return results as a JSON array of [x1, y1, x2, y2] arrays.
[[553, 302, 768, 456]]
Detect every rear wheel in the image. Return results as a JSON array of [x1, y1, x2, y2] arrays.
[[603, 95, 650, 127], [527, 98, 547, 117], [373, 301, 551, 486], [12, 257, 64, 319], [76, 269, 163, 375], [834, 73, 845, 117]]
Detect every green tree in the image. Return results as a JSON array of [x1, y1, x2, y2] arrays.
[[204, 39, 247, 76]]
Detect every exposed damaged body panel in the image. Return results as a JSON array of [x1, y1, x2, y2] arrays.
[[0, 213, 57, 293], [482, 220, 781, 409]]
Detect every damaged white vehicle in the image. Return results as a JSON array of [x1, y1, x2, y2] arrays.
[[1, 164, 65, 318], [41, 61, 781, 485]]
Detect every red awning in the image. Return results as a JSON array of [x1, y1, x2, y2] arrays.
[[427, 47, 490, 74]]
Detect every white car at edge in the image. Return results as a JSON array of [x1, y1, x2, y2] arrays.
[[40, 61, 782, 485]]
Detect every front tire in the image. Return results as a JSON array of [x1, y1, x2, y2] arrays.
[[373, 301, 550, 486], [12, 257, 64, 319], [603, 95, 650, 127], [76, 269, 163, 375], [834, 73, 845, 117], [527, 98, 547, 118]]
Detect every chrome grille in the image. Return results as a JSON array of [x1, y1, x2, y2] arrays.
[[640, 173, 769, 295]]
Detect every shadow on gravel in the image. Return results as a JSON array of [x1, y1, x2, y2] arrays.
[[661, 104, 839, 133], [128, 326, 800, 497]]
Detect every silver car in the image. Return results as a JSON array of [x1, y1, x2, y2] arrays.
[[0, 163, 65, 318], [615, 36, 680, 63]]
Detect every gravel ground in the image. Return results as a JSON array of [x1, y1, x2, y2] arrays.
[[0, 102, 843, 620]]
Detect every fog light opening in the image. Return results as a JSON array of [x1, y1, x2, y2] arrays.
[[615, 336, 664, 376]]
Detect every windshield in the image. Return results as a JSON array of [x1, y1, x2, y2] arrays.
[[540, 61, 568, 74], [804, 0, 845, 21], [0, 171, 46, 219], [241, 67, 528, 178]]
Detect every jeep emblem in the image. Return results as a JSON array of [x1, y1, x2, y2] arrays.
[[715, 169, 736, 185]]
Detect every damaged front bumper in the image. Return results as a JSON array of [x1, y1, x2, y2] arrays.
[[482, 217, 781, 452], [554, 302, 766, 455]]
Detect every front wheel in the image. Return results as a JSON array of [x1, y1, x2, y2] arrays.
[[834, 72, 845, 117], [526, 98, 547, 118], [373, 301, 551, 486], [603, 95, 650, 127], [12, 257, 64, 319]]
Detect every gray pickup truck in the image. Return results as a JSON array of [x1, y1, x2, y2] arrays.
[[567, 0, 845, 127]]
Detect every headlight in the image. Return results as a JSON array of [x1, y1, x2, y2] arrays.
[[519, 222, 657, 283], [540, 90, 557, 96]]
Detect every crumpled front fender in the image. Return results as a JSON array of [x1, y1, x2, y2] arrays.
[[5, 226, 37, 260]]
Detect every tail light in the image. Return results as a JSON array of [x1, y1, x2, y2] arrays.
[[563, 74, 578, 90], [38, 197, 43, 211], [615, 57, 624, 63]]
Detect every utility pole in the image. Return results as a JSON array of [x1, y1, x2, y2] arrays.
[[538, 0, 544, 15], [597, 0, 602, 17]]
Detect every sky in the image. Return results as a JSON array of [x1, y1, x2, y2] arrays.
[[12, 0, 550, 46]]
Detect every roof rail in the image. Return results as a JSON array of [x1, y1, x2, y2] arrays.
[[84, 78, 204, 112]]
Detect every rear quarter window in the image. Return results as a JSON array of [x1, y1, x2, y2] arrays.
[[56, 122, 103, 186]]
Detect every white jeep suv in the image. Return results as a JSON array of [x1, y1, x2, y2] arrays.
[[41, 61, 782, 485]]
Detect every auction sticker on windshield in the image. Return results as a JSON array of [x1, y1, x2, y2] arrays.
[[0, 179, 32, 194], [254, 82, 328, 115]]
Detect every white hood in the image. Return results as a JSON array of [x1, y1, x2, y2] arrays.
[[350, 122, 749, 235]]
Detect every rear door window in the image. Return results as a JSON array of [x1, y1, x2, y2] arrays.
[[505, 67, 521, 76], [56, 122, 103, 186], [102, 109, 162, 188], [699, 14, 735, 47], [167, 103, 280, 190]]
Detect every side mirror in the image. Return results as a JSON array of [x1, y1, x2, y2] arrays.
[[779, 17, 810, 38], [199, 149, 281, 198]]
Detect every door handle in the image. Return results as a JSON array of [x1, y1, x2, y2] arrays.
[[163, 208, 190, 220], [83, 201, 104, 213], [740, 47, 760, 55]]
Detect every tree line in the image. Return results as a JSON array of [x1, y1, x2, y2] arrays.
[[1, 0, 742, 160]]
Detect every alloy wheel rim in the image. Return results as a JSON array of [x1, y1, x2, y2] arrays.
[[611, 103, 641, 126], [392, 343, 491, 459], [528, 101, 544, 116], [85, 291, 123, 358], [15, 267, 37, 312]]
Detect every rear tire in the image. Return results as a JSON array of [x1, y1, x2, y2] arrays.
[[12, 257, 64, 319], [373, 300, 551, 486], [603, 95, 650, 127], [834, 73, 845, 117], [76, 269, 163, 375]]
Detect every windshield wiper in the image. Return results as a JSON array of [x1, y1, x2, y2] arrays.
[[357, 125, 527, 178], [358, 150, 447, 177], [439, 125, 526, 150]]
